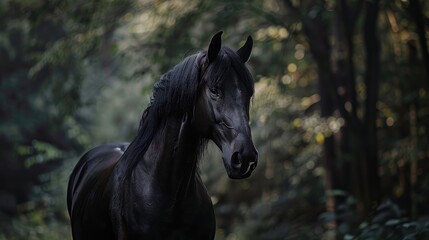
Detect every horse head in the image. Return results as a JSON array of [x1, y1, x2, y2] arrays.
[[194, 31, 258, 179]]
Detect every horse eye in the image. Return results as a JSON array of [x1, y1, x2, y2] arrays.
[[209, 88, 220, 98]]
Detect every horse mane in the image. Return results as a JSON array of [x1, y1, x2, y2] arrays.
[[121, 47, 254, 178]]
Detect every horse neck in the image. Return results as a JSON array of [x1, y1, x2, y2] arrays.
[[134, 114, 201, 196]]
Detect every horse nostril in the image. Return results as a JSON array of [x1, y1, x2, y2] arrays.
[[249, 161, 256, 171], [231, 152, 242, 169]]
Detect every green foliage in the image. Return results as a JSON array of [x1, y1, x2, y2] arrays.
[[345, 201, 429, 240], [0, 0, 132, 237], [0, 158, 74, 239]]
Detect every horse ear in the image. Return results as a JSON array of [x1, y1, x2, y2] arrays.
[[236, 36, 253, 62], [208, 31, 223, 63]]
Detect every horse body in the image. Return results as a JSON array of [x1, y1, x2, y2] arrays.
[[68, 120, 215, 239], [109, 117, 216, 239], [68, 32, 257, 239]]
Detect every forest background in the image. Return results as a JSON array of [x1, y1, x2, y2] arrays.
[[1, 0, 429, 239]]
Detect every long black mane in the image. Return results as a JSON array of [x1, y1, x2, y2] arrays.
[[121, 47, 254, 177]]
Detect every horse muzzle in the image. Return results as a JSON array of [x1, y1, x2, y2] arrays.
[[225, 148, 258, 179]]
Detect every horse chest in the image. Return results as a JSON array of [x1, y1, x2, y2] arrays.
[[118, 183, 215, 239]]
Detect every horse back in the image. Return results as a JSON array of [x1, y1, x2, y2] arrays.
[[67, 143, 127, 240]]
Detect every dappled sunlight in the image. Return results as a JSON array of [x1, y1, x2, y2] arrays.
[[255, 26, 289, 42]]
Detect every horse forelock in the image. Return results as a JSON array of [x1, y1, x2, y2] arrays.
[[204, 47, 254, 97]]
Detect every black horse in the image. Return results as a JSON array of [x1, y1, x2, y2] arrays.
[[67, 31, 258, 240]]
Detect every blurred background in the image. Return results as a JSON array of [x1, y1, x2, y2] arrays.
[[1, 0, 429, 239]]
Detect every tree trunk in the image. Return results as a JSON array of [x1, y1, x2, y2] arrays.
[[362, 0, 381, 215], [408, 0, 429, 91], [302, 9, 342, 237]]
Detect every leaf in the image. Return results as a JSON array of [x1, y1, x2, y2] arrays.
[[326, 189, 347, 197], [402, 222, 418, 229], [385, 219, 401, 226], [344, 234, 355, 240], [318, 212, 336, 222]]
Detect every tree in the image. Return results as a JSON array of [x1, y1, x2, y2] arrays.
[[0, 0, 131, 217]]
